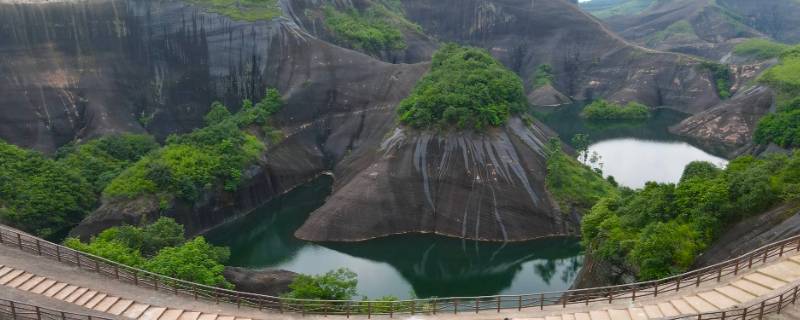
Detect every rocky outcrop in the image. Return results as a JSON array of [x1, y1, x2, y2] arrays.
[[528, 85, 572, 107], [400, 0, 720, 115], [295, 118, 577, 242], [669, 85, 774, 158], [695, 203, 800, 267], [223, 267, 297, 296]]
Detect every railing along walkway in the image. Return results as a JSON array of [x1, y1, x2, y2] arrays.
[[0, 298, 113, 320], [2, 224, 800, 318]]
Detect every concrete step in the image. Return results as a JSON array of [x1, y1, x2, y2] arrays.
[[215, 316, 235, 320], [139, 307, 167, 320], [64, 288, 89, 303], [760, 261, 800, 282], [74, 290, 99, 306], [0, 266, 14, 279], [697, 290, 738, 309], [196, 314, 218, 320], [178, 311, 201, 320], [589, 310, 610, 320], [643, 305, 663, 318], [7, 272, 34, 288], [18, 276, 45, 291], [745, 272, 788, 290], [0, 269, 24, 285], [716, 285, 756, 303], [683, 296, 717, 313], [43, 282, 68, 297], [94, 296, 121, 312], [107, 299, 134, 315], [123, 303, 151, 319], [657, 302, 680, 317], [628, 307, 648, 320], [670, 299, 698, 315], [159, 309, 184, 320], [607, 309, 631, 320], [53, 285, 79, 300], [84, 293, 109, 309], [30, 279, 56, 294], [731, 279, 772, 296]]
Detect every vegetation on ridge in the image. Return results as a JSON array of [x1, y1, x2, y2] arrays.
[[734, 39, 791, 60], [754, 46, 800, 147], [582, 153, 800, 280], [322, 4, 408, 56], [186, 0, 281, 22], [104, 89, 283, 203], [545, 138, 617, 213], [398, 44, 528, 130], [0, 135, 158, 239]]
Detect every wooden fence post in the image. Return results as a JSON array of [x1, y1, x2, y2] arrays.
[[540, 293, 544, 310], [758, 301, 765, 320], [35, 306, 41, 320], [55, 245, 61, 262], [779, 292, 785, 314], [17, 233, 23, 250], [497, 296, 501, 313], [35, 239, 41, 255], [9, 301, 16, 319], [741, 306, 748, 320]]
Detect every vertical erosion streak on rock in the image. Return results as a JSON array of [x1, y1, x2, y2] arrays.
[[414, 134, 436, 213], [489, 185, 509, 241], [493, 131, 541, 207]]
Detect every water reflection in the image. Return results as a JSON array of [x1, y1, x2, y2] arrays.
[[206, 176, 584, 298], [538, 103, 729, 189]]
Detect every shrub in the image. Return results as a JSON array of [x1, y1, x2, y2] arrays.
[[699, 62, 733, 99], [398, 44, 528, 130], [285, 268, 359, 300], [323, 5, 406, 55], [581, 100, 650, 121], [533, 64, 554, 88], [144, 237, 232, 288], [545, 139, 616, 211]]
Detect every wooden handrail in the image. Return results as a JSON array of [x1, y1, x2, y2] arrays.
[[1, 224, 798, 316], [0, 297, 113, 320]]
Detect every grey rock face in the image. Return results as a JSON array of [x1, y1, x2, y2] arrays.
[[295, 118, 578, 242], [528, 85, 572, 107]]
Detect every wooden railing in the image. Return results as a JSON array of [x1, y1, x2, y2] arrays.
[[0, 298, 112, 320], [670, 285, 800, 320], [1, 224, 799, 317]]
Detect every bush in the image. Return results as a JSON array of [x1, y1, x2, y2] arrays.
[[581, 100, 650, 121], [144, 237, 232, 288], [759, 51, 800, 97], [323, 5, 406, 55], [185, 0, 280, 22], [398, 44, 528, 130], [285, 268, 359, 300]]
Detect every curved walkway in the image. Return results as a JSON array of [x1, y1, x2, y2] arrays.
[[2, 226, 800, 320]]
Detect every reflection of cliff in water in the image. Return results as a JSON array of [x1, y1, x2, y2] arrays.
[[323, 236, 583, 297], [206, 176, 584, 298]]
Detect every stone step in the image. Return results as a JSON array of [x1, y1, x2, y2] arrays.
[[215, 316, 235, 320], [731, 279, 772, 296], [670, 299, 697, 315], [607, 309, 631, 320], [657, 302, 680, 317], [84, 293, 109, 309], [563, 314, 575, 320], [0, 269, 24, 284], [7, 272, 34, 288], [30, 279, 56, 294], [178, 311, 202, 320], [546, 315, 561, 320], [744, 272, 787, 290], [628, 307, 648, 320], [196, 314, 218, 320], [0, 266, 14, 278], [684, 295, 718, 313], [123, 303, 151, 319], [697, 290, 738, 309], [589, 310, 610, 320], [643, 305, 663, 318], [94, 296, 121, 312], [18, 276, 46, 291], [139, 307, 167, 320], [64, 288, 89, 303], [760, 261, 800, 282], [43, 282, 68, 297], [159, 309, 184, 320], [716, 285, 756, 303], [107, 299, 134, 315], [74, 290, 99, 306], [53, 285, 79, 300]]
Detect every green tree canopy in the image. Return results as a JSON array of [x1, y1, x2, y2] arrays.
[[285, 268, 359, 300]]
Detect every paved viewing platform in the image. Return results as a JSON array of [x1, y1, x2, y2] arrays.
[[2, 224, 800, 320]]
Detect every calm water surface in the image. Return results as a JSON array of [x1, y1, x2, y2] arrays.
[[206, 177, 583, 299], [538, 104, 728, 188]]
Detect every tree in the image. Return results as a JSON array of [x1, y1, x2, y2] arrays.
[[144, 237, 232, 288], [285, 268, 359, 300], [571, 133, 590, 163], [204, 102, 232, 125]]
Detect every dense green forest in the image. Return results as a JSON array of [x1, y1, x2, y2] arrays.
[[581, 153, 800, 280], [581, 100, 650, 121], [322, 4, 407, 55], [0, 135, 158, 239], [398, 44, 528, 130]]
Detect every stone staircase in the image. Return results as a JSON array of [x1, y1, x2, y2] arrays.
[[516, 256, 800, 320], [0, 264, 253, 320]]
